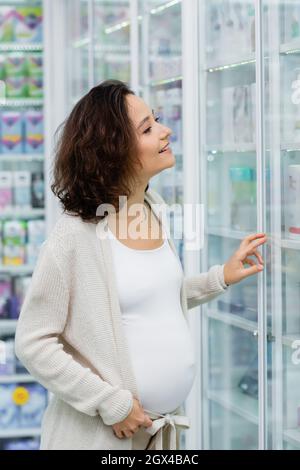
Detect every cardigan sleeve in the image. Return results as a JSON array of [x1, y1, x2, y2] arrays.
[[184, 264, 228, 310], [14, 240, 134, 426]]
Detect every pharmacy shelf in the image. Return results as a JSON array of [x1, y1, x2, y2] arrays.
[[0, 98, 43, 107], [0, 43, 42, 52], [0, 208, 45, 219], [281, 142, 300, 152], [280, 41, 300, 55], [206, 309, 258, 334], [282, 334, 300, 349], [0, 320, 18, 332], [0, 374, 35, 384], [283, 429, 300, 448], [149, 76, 182, 87], [206, 143, 256, 154], [281, 238, 300, 250], [206, 53, 256, 73], [93, 44, 130, 53], [0, 428, 41, 439], [0, 154, 44, 162], [0, 265, 34, 275], [207, 227, 249, 240], [207, 388, 258, 425]]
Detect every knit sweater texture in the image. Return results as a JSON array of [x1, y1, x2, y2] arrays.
[[14, 187, 228, 450]]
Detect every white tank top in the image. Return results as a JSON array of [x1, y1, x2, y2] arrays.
[[107, 224, 197, 415]]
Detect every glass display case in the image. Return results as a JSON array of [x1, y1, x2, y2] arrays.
[[138, 0, 184, 266], [197, 0, 300, 450], [0, 0, 47, 450]]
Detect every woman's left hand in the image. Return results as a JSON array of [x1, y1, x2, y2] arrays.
[[223, 233, 267, 286]]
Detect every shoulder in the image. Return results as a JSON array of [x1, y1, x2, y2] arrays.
[[45, 212, 96, 255]]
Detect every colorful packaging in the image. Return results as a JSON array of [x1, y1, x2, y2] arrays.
[[3, 219, 27, 245], [27, 75, 43, 98], [1, 111, 23, 153], [13, 171, 31, 208], [27, 53, 43, 77], [0, 7, 14, 43], [0, 171, 13, 210], [31, 172, 44, 207], [5, 53, 27, 77], [3, 244, 26, 266], [0, 384, 17, 429], [24, 110, 43, 153], [6, 76, 27, 98], [14, 7, 43, 43], [19, 383, 47, 428]]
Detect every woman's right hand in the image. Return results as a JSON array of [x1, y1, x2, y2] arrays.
[[112, 397, 153, 439]]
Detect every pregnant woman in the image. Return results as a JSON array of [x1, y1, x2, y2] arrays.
[[15, 80, 266, 450]]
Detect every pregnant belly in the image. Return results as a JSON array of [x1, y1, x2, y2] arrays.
[[123, 317, 197, 415]]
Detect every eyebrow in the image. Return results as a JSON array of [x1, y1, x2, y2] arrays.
[[137, 109, 155, 130]]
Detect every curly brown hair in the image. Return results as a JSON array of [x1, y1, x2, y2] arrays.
[[51, 79, 149, 224]]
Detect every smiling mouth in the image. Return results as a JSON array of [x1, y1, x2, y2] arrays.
[[159, 143, 170, 154]]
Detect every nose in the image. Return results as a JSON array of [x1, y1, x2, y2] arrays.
[[161, 125, 172, 139]]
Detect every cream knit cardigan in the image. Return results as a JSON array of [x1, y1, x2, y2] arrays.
[[14, 188, 228, 450]]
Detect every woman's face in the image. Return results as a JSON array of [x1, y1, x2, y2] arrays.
[[126, 94, 175, 181]]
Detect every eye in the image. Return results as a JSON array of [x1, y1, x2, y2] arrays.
[[143, 115, 161, 134]]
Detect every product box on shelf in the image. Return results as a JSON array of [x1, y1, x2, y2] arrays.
[[13, 171, 31, 209], [24, 110, 44, 153], [1, 111, 23, 153], [0, 7, 15, 43], [0, 171, 13, 210], [0, 382, 47, 430], [2, 219, 27, 266], [14, 7, 43, 44], [31, 172, 44, 207]]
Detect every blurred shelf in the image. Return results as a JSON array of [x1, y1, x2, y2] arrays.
[[0, 374, 35, 384], [207, 227, 249, 240], [149, 0, 182, 16], [0, 208, 45, 219], [0, 265, 35, 275], [282, 334, 300, 348], [281, 238, 300, 250], [0, 320, 18, 332], [149, 75, 182, 87], [0, 154, 44, 162], [94, 44, 129, 53], [0, 43, 42, 52], [207, 143, 256, 154], [72, 37, 90, 49], [281, 143, 300, 152], [0, 98, 43, 107], [206, 309, 258, 334], [280, 41, 300, 55], [283, 429, 300, 448], [0, 428, 41, 438], [206, 53, 256, 73], [207, 388, 258, 425]]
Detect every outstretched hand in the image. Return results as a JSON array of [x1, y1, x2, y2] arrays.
[[223, 233, 267, 286]]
